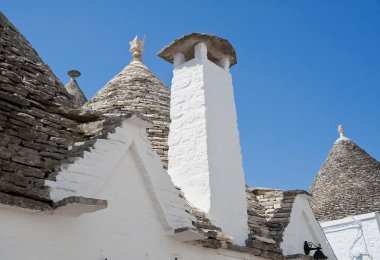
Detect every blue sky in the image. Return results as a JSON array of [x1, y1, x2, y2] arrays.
[[3, 1, 380, 190]]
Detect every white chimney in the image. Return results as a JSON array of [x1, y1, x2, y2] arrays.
[[158, 33, 249, 245]]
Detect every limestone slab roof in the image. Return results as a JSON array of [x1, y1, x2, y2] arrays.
[[310, 138, 380, 222], [85, 60, 170, 168], [157, 33, 237, 67], [0, 11, 127, 211]]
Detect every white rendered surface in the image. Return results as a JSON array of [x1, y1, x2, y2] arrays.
[[0, 120, 265, 260], [168, 42, 249, 245], [321, 213, 380, 260], [281, 195, 337, 259], [46, 118, 194, 230]]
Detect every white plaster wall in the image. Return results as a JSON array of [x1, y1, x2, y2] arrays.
[[46, 118, 194, 230], [168, 44, 248, 245], [0, 145, 264, 260], [168, 57, 211, 213], [321, 213, 380, 260], [203, 58, 249, 246], [281, 195, 337, 259]]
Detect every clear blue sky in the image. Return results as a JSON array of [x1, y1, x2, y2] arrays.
[[3, 1, 380, 190]]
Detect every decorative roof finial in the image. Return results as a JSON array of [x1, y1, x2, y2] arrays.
[[68, 70, 81, 80], [335, 124, 351, 143], [337, 125, 345, 138], [129, 35, 144, 62]]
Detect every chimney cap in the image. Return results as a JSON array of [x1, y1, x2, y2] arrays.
[[157, 33, 237, 67]]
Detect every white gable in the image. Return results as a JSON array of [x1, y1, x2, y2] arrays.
[[46, 117, 194, 230], [281, 195, 337, 259]]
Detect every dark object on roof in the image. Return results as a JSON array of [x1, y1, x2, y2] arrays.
[[310, 138, 380, 222], [85, 60, 170, 168], [157, 33, 237, 67], [64, 70, 87, 106]]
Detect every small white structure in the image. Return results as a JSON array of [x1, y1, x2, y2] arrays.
[[321, 213, 380, 260], [161, 35, 248, 245]]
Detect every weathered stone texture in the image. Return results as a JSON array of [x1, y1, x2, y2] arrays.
[[64, 78, 87, 106], [310, 139, 380, 221], [246, 188, 308, 259], [187, 187, 307, 259], [0, 11, 119, 209], [85, 60, 170, 168]]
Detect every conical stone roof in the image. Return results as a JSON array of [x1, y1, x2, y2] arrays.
[[310, 128, 380, 222], [85, 49, 170, 168], [0, 11, 109, 209], [64, 70, 87, 106]]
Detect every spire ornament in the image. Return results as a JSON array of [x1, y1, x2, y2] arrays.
[[338, 125, 345, 138], [68, 70, 81, 80], [335, 124, 350, 143], [129, 35, 144, 62]]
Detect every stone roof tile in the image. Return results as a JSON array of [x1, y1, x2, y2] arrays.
[[310, 138, 380, 221], [85, 60, 170, 168], [0, 11, 127, 210]]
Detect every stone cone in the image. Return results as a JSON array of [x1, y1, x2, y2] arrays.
[[310, 139, 380, 221]]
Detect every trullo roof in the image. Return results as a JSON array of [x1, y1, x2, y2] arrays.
[[310, 126, 380, 221], [85, 38, 170, 168]]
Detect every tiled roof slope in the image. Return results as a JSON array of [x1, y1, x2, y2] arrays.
[[85, 60, 170, 168], [310, 139, 380, 221], [0, 11, 117, 210]]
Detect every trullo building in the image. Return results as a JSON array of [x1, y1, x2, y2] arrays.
[[310, 126, 380, 260], [0, 11, 335, 260]]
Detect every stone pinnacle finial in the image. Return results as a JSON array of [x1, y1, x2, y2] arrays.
[[65, 70, 87, 106], [129, 35, 144, 62], [338, 125, 345, 138], [335, 124, 351, 143], [68, 70, 81, 80]]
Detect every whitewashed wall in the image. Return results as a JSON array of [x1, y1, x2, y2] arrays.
[[0, 123, 264, 260], [321, 213, 380, 260], [281, 195, 337, 259], [168, 43, 248, 245]]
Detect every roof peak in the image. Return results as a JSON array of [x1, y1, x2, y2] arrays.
[[64, 70, 87, 106], [129, 35, 144, 62], [335, 124, 351, 143]]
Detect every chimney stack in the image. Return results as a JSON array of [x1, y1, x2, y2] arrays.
[[158, 33, 249, 245]]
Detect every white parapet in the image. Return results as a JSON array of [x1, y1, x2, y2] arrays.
[[166, 37, 249, 245]]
